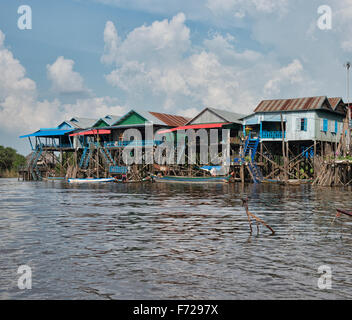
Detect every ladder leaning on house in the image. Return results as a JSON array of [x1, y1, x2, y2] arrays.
[[79, 142, 116, 170], [241, 136, 263, 183], [96, 143, 116, 166], [79, 144, 94, 169]]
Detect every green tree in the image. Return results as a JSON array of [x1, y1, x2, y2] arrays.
[[0, 146, 26, 173]]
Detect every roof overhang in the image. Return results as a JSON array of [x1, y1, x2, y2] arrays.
[[19, 129, 73, 138], [185, 107, 228, 125], [157, 123, 231, 134], [69, 129, 111, 137], [92, 118, 110, 128]]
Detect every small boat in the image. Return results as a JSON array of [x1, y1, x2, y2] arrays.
[[43, 177, 65, 181], [67, 178, 115, 184], [152, 175, 230, 184], [113, 178, 151, 184]]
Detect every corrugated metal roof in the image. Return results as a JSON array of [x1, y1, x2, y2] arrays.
[[137, 110, 165, 126], [103, 115, 122, 126], [207, 107, 247, 124], [92, 115, 122, 127], [186, 107, 246, 125], [111, 110, 190, 127], [69, 117, 98, 128], [328, 97, 341, 109], [149, 112, 190, 127], [254, 96, 332, 113], [331, 98, 347, 115], [158, 122, 229, 134]]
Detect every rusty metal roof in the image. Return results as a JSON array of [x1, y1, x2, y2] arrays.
[[330, 98, 347, 115], [328, 97, 341, 109], [254, 96, 332, 113], [149, 112, 190, 127]]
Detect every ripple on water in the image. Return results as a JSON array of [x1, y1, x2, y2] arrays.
[[0, 178, 352, 299]]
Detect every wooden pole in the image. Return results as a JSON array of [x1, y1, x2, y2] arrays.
[[286, 141, 289, 176], [96, 150, 99, 178], [281, 114, 288, 183], [240, 163, 245, 186], [60, 150, 63, 177], [313, 140, 317, 179]]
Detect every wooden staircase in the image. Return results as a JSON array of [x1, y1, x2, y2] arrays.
[[242, 137, 263, 184]]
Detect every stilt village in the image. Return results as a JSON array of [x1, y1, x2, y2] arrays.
[[18, 96, 352, 186]]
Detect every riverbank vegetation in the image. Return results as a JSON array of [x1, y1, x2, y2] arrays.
[[0, 146, 26, 178]]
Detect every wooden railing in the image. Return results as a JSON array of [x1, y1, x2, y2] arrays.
[[104, 140, 163, 148], [261, 131, 286, 139]]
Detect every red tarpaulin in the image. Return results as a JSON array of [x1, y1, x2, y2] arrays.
[[157, 123, 230, 134], [69, 129, 111, 137]]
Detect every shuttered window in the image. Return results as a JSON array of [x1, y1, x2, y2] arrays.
[[331, 120, 338, 134], [296, 118, 300, 131], [297, 118, 307, 131], [321, 119, 328, 132]]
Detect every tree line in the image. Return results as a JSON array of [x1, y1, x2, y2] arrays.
[[0, 145, 26, 177]]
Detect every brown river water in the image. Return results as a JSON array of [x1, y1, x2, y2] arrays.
[[0, 178, 351, 299]]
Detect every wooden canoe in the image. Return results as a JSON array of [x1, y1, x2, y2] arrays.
[[152, 175, 230, 184], [67, 178, 115, 183], [113, 178, 152, 184]]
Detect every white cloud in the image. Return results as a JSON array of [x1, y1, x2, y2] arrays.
[[47, 56, 88, 94], [206, 0, 289, 18], [102, 13, 190, 68], [0, 30, 125, 138], [101, 21, 120, 64], [203, 33, 262, 63], [101, 14, 312, 115], [0, 33, 54, 133], [335, 1, 352, 54], [0, 45, 36, 99], [176, 107, 199, 119], [62, 97, 125, 119], [94, 0, 288, 26], [94, 0, 209, 21], [96, 0, 352, 109], [5, 0, 351, 147], [264, 59, 304, 95]]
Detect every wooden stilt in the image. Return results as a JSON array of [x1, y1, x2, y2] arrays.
[[60, 150, 63, 177], [240, 163, 245, 185], [281, 114, 288, 183]]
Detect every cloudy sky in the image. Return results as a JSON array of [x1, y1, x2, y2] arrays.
[[0, 0, 352, 154]]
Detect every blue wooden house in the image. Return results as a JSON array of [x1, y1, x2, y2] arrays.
[[241, 96, 346, 155], [20, 117, 98, 151]]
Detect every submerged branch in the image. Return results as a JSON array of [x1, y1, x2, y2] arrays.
[[241, 198, 275, 235]]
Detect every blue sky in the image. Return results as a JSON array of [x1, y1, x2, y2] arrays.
[[0, 0, 351, 154]]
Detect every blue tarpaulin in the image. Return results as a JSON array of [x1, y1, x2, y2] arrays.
[[19, 129, 73, 138], [200, 166, 223, 172]]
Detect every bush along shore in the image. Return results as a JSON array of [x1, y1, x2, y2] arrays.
[[0, 146, 26, 178]]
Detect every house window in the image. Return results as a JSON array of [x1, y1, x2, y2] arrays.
[[296, 118, 307, 131], [331, 120, 338, 134], [321, 119, 328, 132], [300, 118, 307, 131]]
